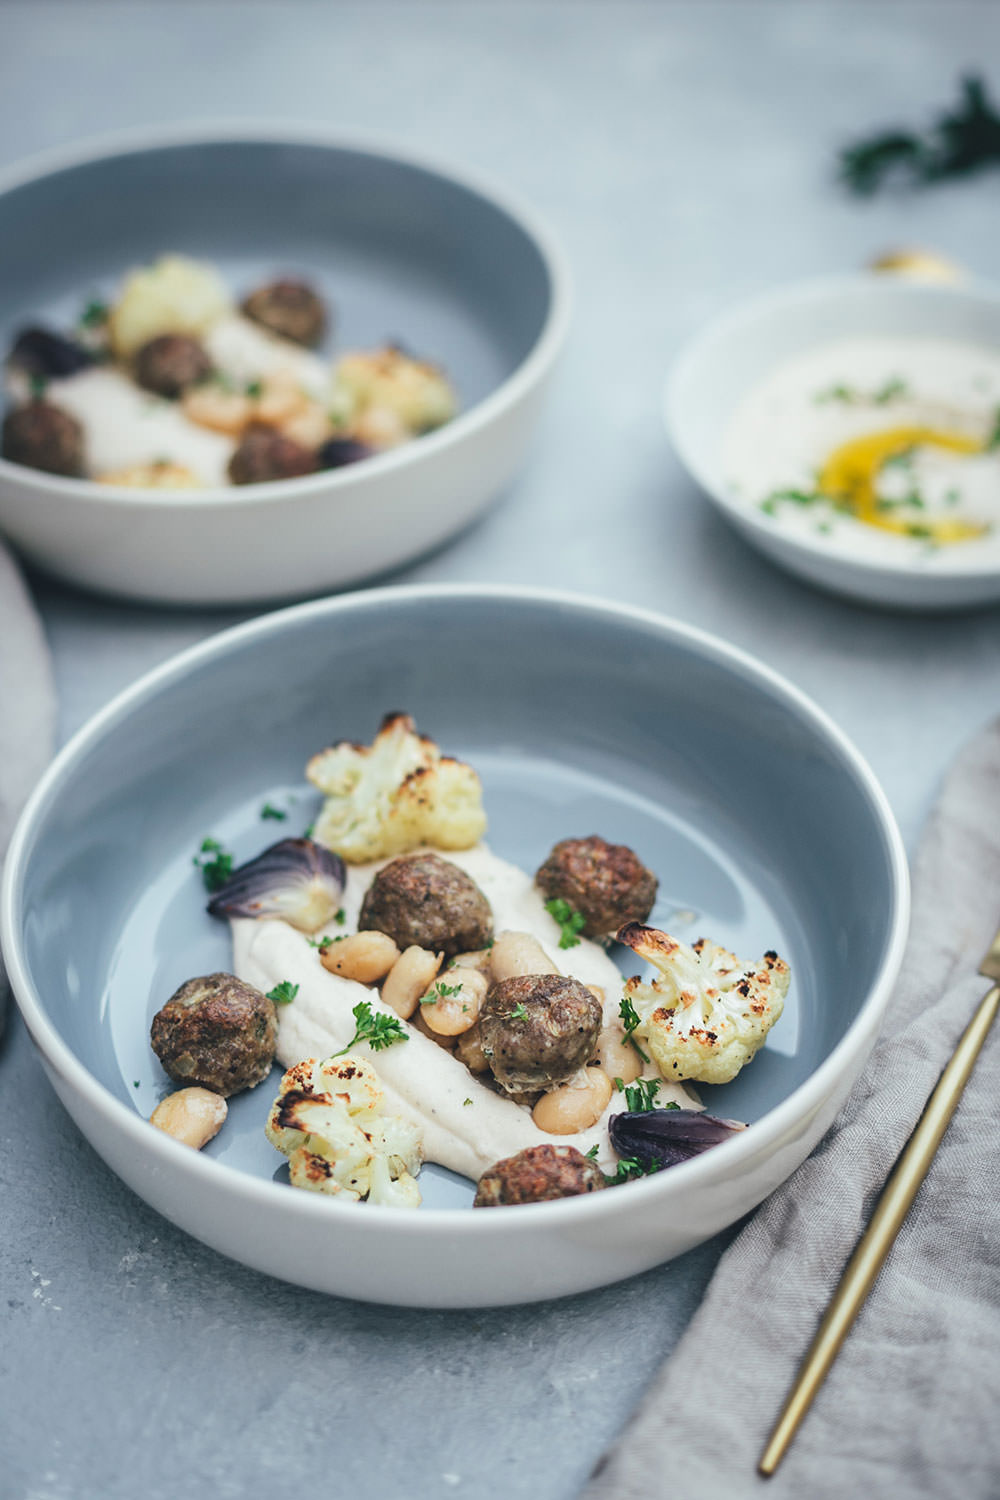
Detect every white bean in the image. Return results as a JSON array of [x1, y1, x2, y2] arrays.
[[594, 1023, 643, 1085], [532, 1068, 614, 1135], [490, 930, 560, 983], [150, 1087, 228, 1149], [381, 946, 442, 1019], [320, 930, 400, 984], [454, 1021, 489, 1072], [420, 969, 488, 1037]]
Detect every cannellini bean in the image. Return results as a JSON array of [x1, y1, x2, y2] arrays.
[[253, 371, 308, 425], [280, 404, 334, 450], [150, 1087, 227, 1149], [354, 403, 410, 449], [381, 946, 442, 1019], [532, 1067, 614, 1136], [320, 930, 400, 984], [412, 1005, 457, 1051], [490, 930, 560, 983], [454, 1020, 489, 1072], [594, 1023, 643, 1085], [181, 384, 252, 434], [420, 968, 488, 1037], [449, 948, 493, 976]]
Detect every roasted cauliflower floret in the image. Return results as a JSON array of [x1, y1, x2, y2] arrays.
[[332, 345, 457, 438], [109, 254, 232, 357], [265, 1054, 423, 1207], [307, 712, 487, 864], [617, 922, 789, 1086]]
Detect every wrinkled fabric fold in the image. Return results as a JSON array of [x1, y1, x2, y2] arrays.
[[583, 717, 1000, 1500], [0, 542, 57, 1015]]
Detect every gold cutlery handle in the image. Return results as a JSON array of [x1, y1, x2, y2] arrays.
[[759, 982, 1000, 1477]]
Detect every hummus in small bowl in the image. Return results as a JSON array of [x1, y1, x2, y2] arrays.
[[666, 273, 1000, 609]]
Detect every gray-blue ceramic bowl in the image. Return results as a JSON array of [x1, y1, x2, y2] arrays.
[[0, 585, 909, 1306], [0, 125, 570, 604]]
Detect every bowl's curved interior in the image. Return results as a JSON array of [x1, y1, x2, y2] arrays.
[[667, 274, 1000, 568], [8, 589, 903, 1211], [0, 135, 555, 483]]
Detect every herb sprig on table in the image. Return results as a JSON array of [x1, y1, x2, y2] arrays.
[[840, 74, 1000, 195]]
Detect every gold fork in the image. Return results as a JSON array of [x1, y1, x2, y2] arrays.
[[759, 924, 1000, 1476]]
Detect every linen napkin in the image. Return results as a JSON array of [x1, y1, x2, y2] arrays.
[[584, 716, 1000, 1499], [0, 541, 57, 1018]]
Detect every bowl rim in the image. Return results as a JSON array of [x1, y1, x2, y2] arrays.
[[664, 270, 1000, 583], [0, 581, 910, 1236], [0, 119, 573, 508]]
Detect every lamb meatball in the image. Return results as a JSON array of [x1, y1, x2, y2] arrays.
[[479, 974, 603, 1095], [474, 1144, 606, 1206], [150, 972, 278, 1096], [134, 333, 213, 398], [536, 835, 658, 939], [358, 853, 493, 959], [228, 423, 317, 485], [2, 400, 85, 476], [241, 279, 327, 347]]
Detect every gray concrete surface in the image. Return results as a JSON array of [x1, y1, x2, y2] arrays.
[[3, 3, 1000, 1498]]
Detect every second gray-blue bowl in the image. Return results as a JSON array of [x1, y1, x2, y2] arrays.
[[0, 125, 570, 604]]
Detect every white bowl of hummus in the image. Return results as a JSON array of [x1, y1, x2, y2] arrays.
[[666, 273, 1000, 610], [1, 585, 908, 1307], [0, 125, 570, 605]]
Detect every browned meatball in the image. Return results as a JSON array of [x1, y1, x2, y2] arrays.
[[358, 853, 493, 958], [536, 835, 658, 939], [134, 334, 213, 398], [241, 279, 327, 347], [479, 974, 602, 1095], [228, 423, 317, 485], [474, 1144, 606, 1206], [150, 972, 278, 1096], [2, 400, 85, 476]]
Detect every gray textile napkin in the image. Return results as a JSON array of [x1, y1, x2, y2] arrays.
[[0, 541, 56, 1010], [584, 716, 1000, 1500]]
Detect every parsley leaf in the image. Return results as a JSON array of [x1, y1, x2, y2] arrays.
[[507, 1002, 529, 1020], [266, 980, 299, 1006], [421, 981, 462, 1003], [260, 802, 287, 821], [618, 996, 650, 1063], [544, 897, 587, 949], [334, 1000, 408, 1056], [193, 836, 233, 893], [615, 1076, 661, 1112]]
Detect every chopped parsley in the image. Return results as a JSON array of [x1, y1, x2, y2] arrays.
[[303, 821, 316, 839], [245, 379, 263, 398], [462, 1097, 473, 1107], [618, 996, 650, 1063], [584, 1143, 600, 1160], [193, 836, 233, 892], [132, 1080, 141, 1089], [544, 897, 587, 949], [266, 980, 299, 1006], [28, 373, 48, 398], [873, 375, 909, 404], [79, 298, 108, 328], [604, 1157, 654, 1186], [507, 1002, 529, 1020], [614, 1076, 662, 1112], [333, 999, 408, 1056], [760, 487, 823, 517], [421, 981, 461, 1004], [814, 382, 857, 405], [260, 802, 287, 821], [307, 934, 341, 951], [334, 907, 346, 925]]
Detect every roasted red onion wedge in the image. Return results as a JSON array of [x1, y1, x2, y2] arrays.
[[608, 1108, 746, 1171], [206, 838, 345, 934]]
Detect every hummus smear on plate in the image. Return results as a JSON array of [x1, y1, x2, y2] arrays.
[[723, 336, 1000, 565], [148, 714, 790, 1209]]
